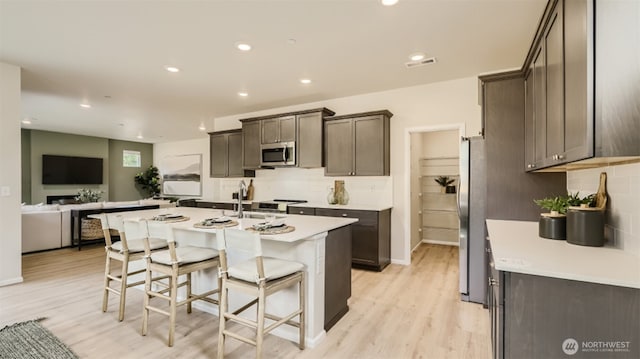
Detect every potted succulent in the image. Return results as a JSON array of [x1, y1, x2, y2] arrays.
[[534, 195, 569, 240], [434, 176, 456, 194], [534, 192, 594, 240]]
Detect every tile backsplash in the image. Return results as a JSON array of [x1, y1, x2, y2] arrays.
[[567, 162, 640, 256], [217, 167, 393, 207]]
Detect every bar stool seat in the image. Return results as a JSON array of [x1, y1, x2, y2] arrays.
[[111, 238, 167, 253], [228, 257, 304, 283], [150, 246, 219, 265], [217, 228, 305, 359], [99, 213, 169, 322], [138, 219, 221, 347]]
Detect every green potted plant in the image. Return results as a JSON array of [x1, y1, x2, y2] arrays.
[[134, 165, 161, 198], [534, 194, 570, 240], [534, 192, 594, 240], [434, 176, 456, 193], [75, 188, 104, 203]]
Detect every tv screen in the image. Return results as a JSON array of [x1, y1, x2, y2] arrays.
[[42, 155, 103, 185]]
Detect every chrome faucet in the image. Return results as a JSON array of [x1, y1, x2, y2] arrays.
[[237, 180, 247, 218]]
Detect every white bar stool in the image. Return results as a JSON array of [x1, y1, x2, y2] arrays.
[[138, 219, 221, 347], [98, 213, 168, 322], [217, 228, 305, 359]]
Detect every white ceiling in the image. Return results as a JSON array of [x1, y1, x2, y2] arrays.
[[1, 0, 546, 143]]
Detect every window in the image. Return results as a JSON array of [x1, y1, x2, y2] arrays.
[[123, 150, 141, 167]]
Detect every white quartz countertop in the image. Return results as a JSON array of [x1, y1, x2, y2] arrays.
[[487, 220, 640, 289], [103, 207, 357, 243], [290, 202, 392, 211]]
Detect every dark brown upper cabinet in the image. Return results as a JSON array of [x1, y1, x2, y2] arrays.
[[523, 0, 640, 171], [261, 115, 296, 145], [324, 110, 392, 176], [209, 129, 255, 178], [240, 107, 335, 169]]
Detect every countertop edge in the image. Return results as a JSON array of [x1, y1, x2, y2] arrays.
[[488, 219, 640, 289]]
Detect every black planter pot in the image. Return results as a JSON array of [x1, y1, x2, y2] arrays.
[[567, 208, 605, 247], [539, 215, 566, 240]]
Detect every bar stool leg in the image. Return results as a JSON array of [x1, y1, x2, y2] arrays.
[[168, 268, 178, 347], [186, 273, 192, 314], [299, 274, 305, 349], [217, 280, 228, 359], [141, 264, 152, 336], [256, 285, 266, 359], [118, 254, 129, 321], [102, 253, 111, 313]]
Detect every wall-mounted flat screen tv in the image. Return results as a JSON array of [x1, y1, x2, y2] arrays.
[[42, 154, 104, 185]]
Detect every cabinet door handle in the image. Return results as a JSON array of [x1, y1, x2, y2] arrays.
[[557, 154, 564, 160]]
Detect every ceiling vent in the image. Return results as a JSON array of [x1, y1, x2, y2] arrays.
[[405, 57, 437, 68]]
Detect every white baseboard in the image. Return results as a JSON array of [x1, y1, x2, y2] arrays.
[[391, 258, 410, 266], [0, 276, 24, 287], [422, 239, 459, 247]]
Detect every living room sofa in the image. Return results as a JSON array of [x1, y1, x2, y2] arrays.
[[21, 199, 175, 253]]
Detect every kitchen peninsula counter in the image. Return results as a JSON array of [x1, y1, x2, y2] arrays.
[[487, 219, 640, 289]]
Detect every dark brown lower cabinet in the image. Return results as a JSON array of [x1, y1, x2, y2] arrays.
[[489, 250, 640, 358], [324, 225, 352, 330], [314, 208, 390, 271]]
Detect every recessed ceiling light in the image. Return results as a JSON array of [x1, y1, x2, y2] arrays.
[[238, 92, 249, 97], [136, 134, 143, 139], [236, 43, 252, 51], [164, 66, 180, 73], [198, 123, 206, 131], [287, 38, 297, 45], [409, 53, 426, 61], [80, 103, 91, 108], [381, 0, 399, 6], [22, 118, 32, 125], [300, 79, 312, 84]]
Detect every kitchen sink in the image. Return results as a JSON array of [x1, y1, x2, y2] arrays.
[[226, 211, 287, 220]]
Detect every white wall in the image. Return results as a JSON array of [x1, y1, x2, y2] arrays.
[[157, 76, 482, 265], [410, 133, 423, 251], [0, 62, 23, 286], [567, 162, 640, 256], [421, 130, 460, 158]]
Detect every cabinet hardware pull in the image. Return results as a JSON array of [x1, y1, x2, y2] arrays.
[[342, 213, 348, 217]]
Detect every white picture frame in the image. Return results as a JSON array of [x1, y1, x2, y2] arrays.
[[161, 154, 202, 196]]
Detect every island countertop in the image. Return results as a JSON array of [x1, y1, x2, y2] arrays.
[[487, 219, 640, 289], [105, 207, 358, 243]]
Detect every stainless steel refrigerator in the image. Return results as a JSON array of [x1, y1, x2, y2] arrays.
[[458, 136, 487, 304]]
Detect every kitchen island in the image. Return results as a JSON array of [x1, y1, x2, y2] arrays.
[[486, 220, 640, 359], [104, 207, 357, 347]]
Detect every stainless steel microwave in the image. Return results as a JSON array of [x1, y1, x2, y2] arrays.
[[260, 141, 296, 166]]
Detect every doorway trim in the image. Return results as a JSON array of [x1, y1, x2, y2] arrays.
[[403, 123, 466, 264]]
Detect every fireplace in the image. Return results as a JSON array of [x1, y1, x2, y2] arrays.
[[46, 194, 80, 204]]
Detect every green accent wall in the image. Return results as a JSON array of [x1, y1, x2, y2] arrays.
[[22, 129, 153, 204], [108, 139, 153, 201], [21, 129, 31, 204]]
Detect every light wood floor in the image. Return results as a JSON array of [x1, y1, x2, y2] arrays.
[[0, 244, 489, 358]]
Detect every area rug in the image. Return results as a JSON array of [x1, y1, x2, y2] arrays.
[[0, 318, 78, 359]]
